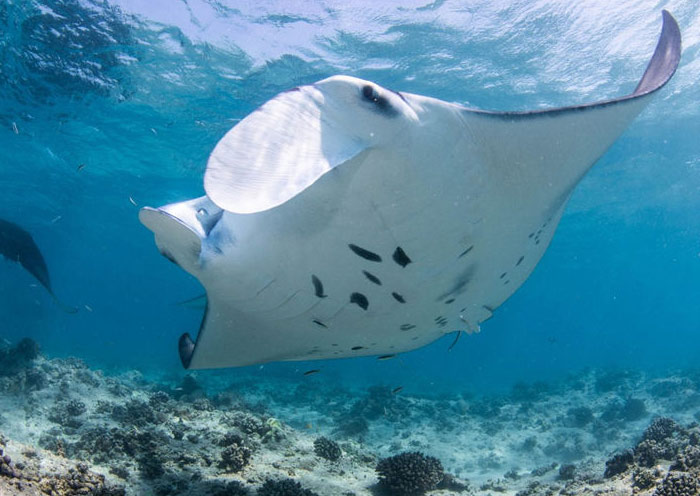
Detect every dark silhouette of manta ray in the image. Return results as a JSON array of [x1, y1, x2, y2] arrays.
[[0, 218, 77, 313]]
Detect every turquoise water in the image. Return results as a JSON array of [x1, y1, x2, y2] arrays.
[[1, 0, 699, 394]]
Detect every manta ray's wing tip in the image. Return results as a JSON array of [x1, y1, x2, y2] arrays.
[[633, 10, 681, 96]]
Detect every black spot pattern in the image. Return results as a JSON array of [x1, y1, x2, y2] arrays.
[[351, 346, 364, 351], [349, 244, 382, 262], [363, 270, 382, 285], [434, 316, 449, 328], [516, 255, 525, 266], [350, 292, 369, 310], [483, 305, 494, 313], [444, 298, 455, 304], [312, 319, 327, 328], [459, 245, 474, 258], [311, 275, 327, 298], [392, 292, 405, 303], [392, 246, 412, 267], [500, 272, 507, 279], [437, 264, 476, 301], [400, 324, 416, 331], [534, 228, 544, 245]]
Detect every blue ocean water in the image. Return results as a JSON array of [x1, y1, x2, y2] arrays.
[[0, 0, 699, 396]]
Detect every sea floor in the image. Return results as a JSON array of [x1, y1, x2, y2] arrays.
[[1, 338, 699, 496]]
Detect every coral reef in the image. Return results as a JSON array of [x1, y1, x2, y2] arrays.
[[558, 463, 576, 480], [599, 416, 700, 496], [4, 340, 700, 496], [313, 437, 341, 462], [0, 448, 16, 478], [632, 468, 659, 490], [39, 463, 126, 496], [48, 399, 87, 429], [205, 480, 250, 496], [375, 451, 444, 495], [218, 434, 253, 473], [0, 338, 40, 376], [670, 445, 700, 472], [111, 398, 164, 427], [227, 412, 268, 436], [654, 471, 699, 496], [627, 417, 687, 468], [257, 478, 319, 496], [0, 443, 124, 495], [604, 450, 634, 478]]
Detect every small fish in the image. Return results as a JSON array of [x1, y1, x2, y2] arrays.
[[377, 354, 396, 361], [305, 423, 313, 429], [11, 122, 18, 134], [76, 163, 85, 172], [303, 369, 321, 376], [129, 196, 137, 206], [150, 127, 158, 135], [50, 215, 62, 224], [392, 386, 403, 394], [84, 304, 93, 312]]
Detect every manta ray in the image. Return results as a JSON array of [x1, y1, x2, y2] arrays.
[[0, 218, 77, 313], [141, 11, 681, 370]]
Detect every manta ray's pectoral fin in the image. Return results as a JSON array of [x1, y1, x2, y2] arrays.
[[139, 196, 222, 276], [0, 218, 78, 313], [458, 10, 680, 217], [204, 83, 374, 214]]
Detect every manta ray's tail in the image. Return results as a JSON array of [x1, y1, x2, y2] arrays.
[[51, 294, 79, 314]]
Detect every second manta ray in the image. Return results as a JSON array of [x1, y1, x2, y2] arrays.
[[141, 12, 681, 370]]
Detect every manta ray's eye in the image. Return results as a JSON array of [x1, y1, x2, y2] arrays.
[[360, 84, 396, 116], [362, 85, 377, 101]]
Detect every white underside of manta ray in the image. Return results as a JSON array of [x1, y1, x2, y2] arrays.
[[140, 11, 681, 370]]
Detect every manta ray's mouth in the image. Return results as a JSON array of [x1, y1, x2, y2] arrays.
[[139, 196, 224, 276]]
